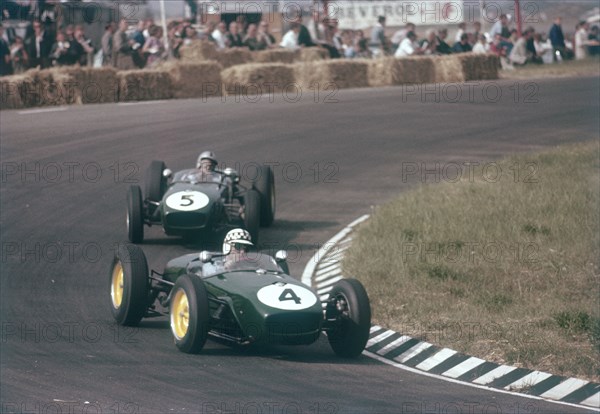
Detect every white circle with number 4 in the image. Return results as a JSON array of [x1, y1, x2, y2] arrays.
[[257, 284, 318, 310], [165, 191, 210, 212]]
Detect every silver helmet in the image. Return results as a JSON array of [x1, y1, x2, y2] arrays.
[[196, 151, 217, 169]]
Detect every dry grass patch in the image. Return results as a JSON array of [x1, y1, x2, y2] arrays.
[[343, 142, 600, 381], [500, 56, 600, 80]]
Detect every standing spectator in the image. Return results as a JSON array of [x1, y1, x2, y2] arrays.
[[243, 24, 261, 51], [455, 22, 467, 43], [183, 25, 199, 45], [185, 0, 198, 24], [50, 31, 72, 66], [436, 28, 452, 54], [575, 21, 598, 60], [370, 16, 389, 56], [330, 22, 343, 56], [549, 17, 567, 61], [589, 26, 600, 56], [472, 22, 482, 45], [101, 23, 115, 66], [341, 30, 355, 58], [421, 30, 439, 55], [132, 20, 146, 50], [25, 20, 51, 69], [472, 34, 489, 54], [75, 25, 94, 66], [490, 14, 510, 41], [10, 36, 28, 73], [212, 21, 227, 50], [308, 9, 327, 46], [295, 16, 315, 48], [257, 20, 276, 49], [395, 31, 422, 58], [65, 25, 84, 65], [391, 23, 415, 51], [452, 33, 472, 53], [226, 21, 244, 48], [142, 25, 166, 67], [113, 19, 135, 70], [0, 25, 11, 76], [354, 30, 371, 58], [280, 22, 300, 50], [202, 21, 217, 43]]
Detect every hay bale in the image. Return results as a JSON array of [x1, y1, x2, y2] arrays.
[[368, 56, 436, 87], [180, 40, 219, 62], [295, 60, 369, 90], [253, 49, 298, 64], [221, 63, 295, 96], [18, 68, 80, 107], [216, 47, 253, 68], [456, 53, 500, 81], [156, 61, 223, 99], [117, 70, 174, 102], [298, 47, 330, 62], [51, 66, 118, 104], [0, 74, 28, 110], [433, 55, 466, 83]]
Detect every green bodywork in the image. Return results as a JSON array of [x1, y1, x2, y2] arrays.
[[163, 253, 323, 345]]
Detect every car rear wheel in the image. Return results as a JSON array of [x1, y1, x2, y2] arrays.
[[326, 279, 371, 358], [127, 185, 144, 243], [170, 274, 210, 354], [253, 165, 275, 227], [109, 243, 149, 326], [243, 190, 261, 245]]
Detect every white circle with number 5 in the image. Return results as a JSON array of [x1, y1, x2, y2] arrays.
[[257, 284, 318, 310], [165, 191, 210, 212]]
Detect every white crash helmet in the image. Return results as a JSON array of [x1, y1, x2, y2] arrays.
[[223, 228, 253, 254], [196, 151, 217, 169]]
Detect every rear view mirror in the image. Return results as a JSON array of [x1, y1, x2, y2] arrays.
[[163, 169, 173, 179], [199, 251, 212, 263]]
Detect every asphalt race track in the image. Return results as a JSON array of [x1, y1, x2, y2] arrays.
[[1, 76, 598, 413]]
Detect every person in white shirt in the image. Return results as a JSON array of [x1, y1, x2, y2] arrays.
[[574, 21, 596, 60], [280, 22, 300, 49], [212, 21, 227, 50], [472, 34, 489, 54], [395, 31, 422, 58], [455, 22, 467, 43]]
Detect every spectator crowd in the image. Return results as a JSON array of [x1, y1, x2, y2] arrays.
[[1, 5, 599, 77]]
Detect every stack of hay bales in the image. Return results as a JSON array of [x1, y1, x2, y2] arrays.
[[179, 40, 219, 62], [298, 47, 330, 62], [456, 53, 500, 81], [117, 70, 173, 102], [433, 55, 466, 83], [18, 69, 81, 107], [53, 66, 119, 104], [368, 56, 436, 87], [216, 47, 253, 68], [157, 61, 223, 99], [0, 74, 29, 110], [221, 63, 295, 96], [295, 60, 369, 90], [253, 49, 298, 64]]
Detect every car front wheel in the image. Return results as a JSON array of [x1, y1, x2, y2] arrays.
[[170, 274, 210, 354], [325, 279, 371, 357]]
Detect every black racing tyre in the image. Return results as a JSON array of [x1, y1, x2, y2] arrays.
[[243, 190, 261, 245], [170, 274, 210, 354], [127, 185, 144, 243], [145, 160, 167, 203], [109, 243, 149, 326], [326, 279, 371, 358], [253, 165, 275, 227]]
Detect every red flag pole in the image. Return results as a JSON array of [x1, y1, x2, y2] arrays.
[[515, 0, 522, 36]]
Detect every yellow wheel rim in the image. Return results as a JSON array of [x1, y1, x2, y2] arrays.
[[111, 261, 124, 309], [171, 289, 190, 340]]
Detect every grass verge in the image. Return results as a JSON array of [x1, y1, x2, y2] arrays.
[[500, 56, 600, 80], [343, 142, 600, 382]]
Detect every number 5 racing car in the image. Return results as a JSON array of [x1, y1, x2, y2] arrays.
[[126, 152, 275, 244], [108, 238, 372, 357]]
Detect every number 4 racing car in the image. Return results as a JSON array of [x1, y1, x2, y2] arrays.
[[126, 152, 275, 244], [108, 239, 372, 357]]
